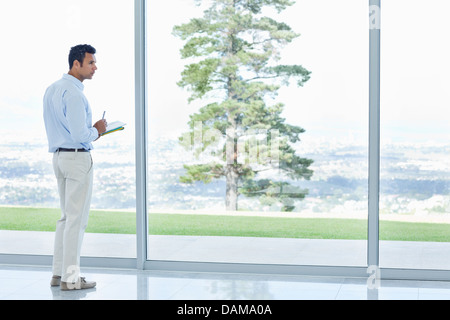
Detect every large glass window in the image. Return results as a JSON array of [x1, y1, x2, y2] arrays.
[[0, 0, 136, 258], [380, 0, 450, 269], [146, 0, 368, 266], [3, 0, 450, 278]]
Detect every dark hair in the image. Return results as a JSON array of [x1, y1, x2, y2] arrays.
[[68, 44, 96, 69]]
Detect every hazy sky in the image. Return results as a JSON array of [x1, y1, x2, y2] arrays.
[[0, 0, 449, 144], [147, 0, 369, 140]]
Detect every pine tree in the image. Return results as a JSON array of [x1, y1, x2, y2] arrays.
[[174, 0, 313, 211]]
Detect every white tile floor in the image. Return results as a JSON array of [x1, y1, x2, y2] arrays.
[[2, 264, 450, 300]]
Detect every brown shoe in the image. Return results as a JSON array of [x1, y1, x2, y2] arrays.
[[50, 275, 61, 287], [61, 277, 96, 291]]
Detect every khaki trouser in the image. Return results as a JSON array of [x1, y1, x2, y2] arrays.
[[52, 151, 93, 282]]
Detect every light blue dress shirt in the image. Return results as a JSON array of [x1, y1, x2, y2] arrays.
[[43, 74, 99, 152]]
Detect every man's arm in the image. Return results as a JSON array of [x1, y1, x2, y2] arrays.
[[65, 92, 100, 144]]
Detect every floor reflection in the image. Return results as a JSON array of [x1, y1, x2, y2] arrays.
[[2, 265, 450, 300]]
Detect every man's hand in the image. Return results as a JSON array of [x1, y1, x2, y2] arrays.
[[93, 119, 107, 139]]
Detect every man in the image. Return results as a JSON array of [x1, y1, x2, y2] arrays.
[[43, 44, 106, 290]]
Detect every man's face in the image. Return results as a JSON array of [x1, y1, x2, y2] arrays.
[[78, 53, 97, 81]]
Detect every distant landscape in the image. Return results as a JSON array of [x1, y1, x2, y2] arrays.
[[0, 133, 449, 217]]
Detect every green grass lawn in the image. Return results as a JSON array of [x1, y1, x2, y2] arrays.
[[1, 206, 450, 242]]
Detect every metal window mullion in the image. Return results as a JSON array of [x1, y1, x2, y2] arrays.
[[135, 0, 148, 270], [368, 0, 381, 268]]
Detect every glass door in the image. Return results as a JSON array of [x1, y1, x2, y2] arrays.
[[146, 0, 368, 267], [0, 0, 136, 259], [380, 0, 450, 269]]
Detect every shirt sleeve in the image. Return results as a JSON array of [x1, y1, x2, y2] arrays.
[[63, 90, 99, 144]]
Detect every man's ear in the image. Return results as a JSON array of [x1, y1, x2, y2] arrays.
[[73, 59, 81, 69]]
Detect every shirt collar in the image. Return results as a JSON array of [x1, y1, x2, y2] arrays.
[[63, 73, 84, 91]]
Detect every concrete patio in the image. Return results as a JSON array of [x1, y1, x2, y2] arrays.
[[2, 230, 450, 270]]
